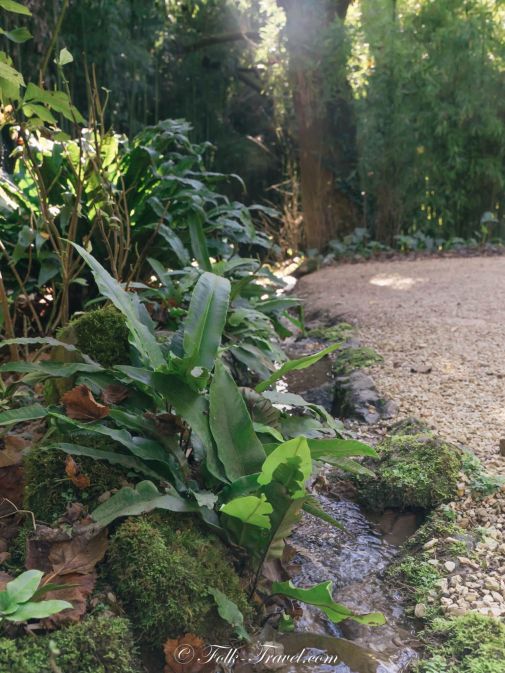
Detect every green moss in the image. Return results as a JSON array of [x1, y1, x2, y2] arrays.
[[307, 323, 354, 342], [332, 345, 383, 376], [24, 434, 131, 523], [404, 510, 466, 552], [417, 614, 505, 673], [71, 306, 130, 368], [388, 554, 442, 610], [355, 434, 462, 511], [0, 614, 140, 673], [461, 449, 505, 498], [107, 513, 252, 647]]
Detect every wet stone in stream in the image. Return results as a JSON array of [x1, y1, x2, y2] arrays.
[[287, 495, 418, 673]]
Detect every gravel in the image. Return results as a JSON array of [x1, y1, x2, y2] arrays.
[[297, 256, 505, 618]]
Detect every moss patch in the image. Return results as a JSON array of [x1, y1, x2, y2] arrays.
[[355, 434, 462, 511], [332, 345, 383, 376], [24, 435, 132, 523], [71, 305, 130, 368], [417, 614, 505, 673], [107, 513, 252, 647], [306, 323, 354, 342], [0, 614, 140, 673], [388, 553, 442, 614]]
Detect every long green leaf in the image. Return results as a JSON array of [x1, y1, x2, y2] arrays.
[[70, 242, 164, 368], [6, 600, 72, 622], [0, 0, 32, 16], [48, 443, 164, 481], [92, 480, 196, 527], [209, 360, 265, 481], [0, 361, 102, 377], [0, 337, 99, 366], [188, 214, 212, 271], [0, 404, 48, 426], [183, 272, 230, 371], [258, 437, 311, 497], [209, 588, 249, 641], [308, 438, 378, 460], [255, 344, 340, 393], [271, 580, 386, 626]]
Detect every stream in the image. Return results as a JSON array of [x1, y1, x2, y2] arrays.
[[272, 337, 420, 673]]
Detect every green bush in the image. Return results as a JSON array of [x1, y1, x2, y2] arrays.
[[0, 614, 140, 673], [107, 514, 252, 647], [355, 434, 462, 511]]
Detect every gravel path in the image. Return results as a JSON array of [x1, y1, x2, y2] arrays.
[[297, 256, 505, 618]]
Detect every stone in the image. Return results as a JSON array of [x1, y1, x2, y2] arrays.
[[444, 561, 456, 572], [414, 603, 427, 618]]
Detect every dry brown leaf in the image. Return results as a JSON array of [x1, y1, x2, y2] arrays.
[[0, 465, 24, 507], [0, 571, 12, 591], [62, 385, 110, 421], [0, 434, 30, 468], [65, 456, 91, 490], [26, 523, 108, 627], [102, 384, 129, 405], [41, 572, 96, 626], [164, 634, 217, 673]]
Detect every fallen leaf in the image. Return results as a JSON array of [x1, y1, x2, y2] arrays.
[[0, 465, 24, 507], [62, 385, 110, 421], [41, 572, 96, 626], [65, 456, 91, 490], [25, 521, 108, 626], [0, 434, 31, 468], [0, 571, 12, 590], [102, 384, 129, 405], [164, 634, 217, 673]]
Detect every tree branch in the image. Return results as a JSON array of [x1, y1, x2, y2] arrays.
[[180, 31, 260, 53]]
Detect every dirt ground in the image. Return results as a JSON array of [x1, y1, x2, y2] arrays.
[[297, 255, 505, 474]]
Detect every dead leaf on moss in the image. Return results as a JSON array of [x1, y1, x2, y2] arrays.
[[164, 634, 217, 673], [62, 385, 110, 421], [26, 522, 108, 626], [65, 456, 91, 490], [102, 384, 129, 405]]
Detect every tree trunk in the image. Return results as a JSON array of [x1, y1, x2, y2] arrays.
[[279, 0, 360, 250]]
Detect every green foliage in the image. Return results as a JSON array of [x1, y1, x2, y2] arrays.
[[0, 570, 71, 624], [355, 433, 462, 511], [356, 0, 505, 240], [271, 580, 385, 626], [107, 514, 252, 647], [461, 449, 505, 498], [417, 614, 505, 673], [0, 614, 141, 673], [389, 554, 442, 608]]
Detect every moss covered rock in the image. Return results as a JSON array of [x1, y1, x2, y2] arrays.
[[0, 614, 140, 673], [107, 514, 252, 647], [24, 435, 131, 523], [417, 613, 505, 673], [70, 305, 130, 367], [356, 433, 462, 511]]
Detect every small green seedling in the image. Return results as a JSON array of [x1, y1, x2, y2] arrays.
[[0, 570, 72, 623]]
